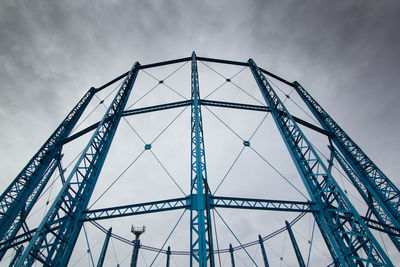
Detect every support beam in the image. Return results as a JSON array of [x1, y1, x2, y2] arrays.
[[140, 57, 191, 70], [285, 220, 306, 267], [197, 56, 248, 67], [211, 196, 315, 213], [97, 227, 112, 267], [331, 146, 400, 250], [123, 100, 192, 116], [200, 99, 270, 112], [190, 52, 215, 267], [0, 153, 61, 259], [62, 100, 192, 145], [0, 87, 95, 253], [83, 197, 189, 221], [200, 99, 328, 136], [258, 235, 270, 267], [16, 62, 141, 266], [249, 59, 392, 266], [293, 81, 400, 234], [63, 98, 328, 146], [130, 240, 140, 267]]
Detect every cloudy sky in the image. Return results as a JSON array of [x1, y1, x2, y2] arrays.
[[1, 0, 400, 266]]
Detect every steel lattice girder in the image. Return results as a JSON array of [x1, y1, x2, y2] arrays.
[[190, 52, 215, 267], [0, 87, 95, 260], [83, 197, 189, 221], [331, 147, 400, 250], [293, 81, 400, 234], [82, 196, 315, 222], [1, 53, 397, 266], [15, 62, 141, 267], [62, 99, 327, 147], [0, 153, 61, 259], [249, 59, 393, 266]]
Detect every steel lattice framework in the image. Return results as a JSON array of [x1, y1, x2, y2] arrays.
[[0, 52, 398, 266]]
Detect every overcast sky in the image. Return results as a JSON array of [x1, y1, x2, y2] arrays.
[[1, 0, 400, 266]]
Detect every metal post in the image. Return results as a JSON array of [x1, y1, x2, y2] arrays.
[[97, 227, 112, 267], [249, 58, 392, 266], [0, 87, 95, 260], [130, 226, 145, 267], [285, 221, 305, 267], [166, 246, 171, 267], [330, 146, 400, 250], [0, 153, 62, 259], [293, 81, 400, 233], [258, 234, 270, 267], [229, 244, 235, 267], [131, 239, 140, 267], [16, 62, 141, 266], [190, 51, 215, 267]]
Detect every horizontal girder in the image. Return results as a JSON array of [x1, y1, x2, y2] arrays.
[[62, 99, 327, 146], [83, 197, 189, 221], [211, 196, 316, 212]]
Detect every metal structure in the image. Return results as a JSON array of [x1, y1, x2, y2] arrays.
[[0, 52, 398, 266]]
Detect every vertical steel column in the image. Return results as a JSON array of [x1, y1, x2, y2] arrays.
[[0, 87, 95, 256], [130, 240, 140, 267], [285, 221, 305, 267], [166, 246, 171, 267], [0, 153, 62, 259], [97, 227, 112, 267], [293, 81, 400, 233], [258, 235, 269, 267], [229, 244, 235, 267], [190, 52, 215, 266], [16, 62, 140, 266], [249, 59, 392, 266], [331, 146, 400, 250]]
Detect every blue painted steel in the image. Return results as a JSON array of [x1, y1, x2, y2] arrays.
[[190, 52, 215, 267], [0, 153, 62, 259], [131, 239, 140, 267], [84, 197, 189, 221], [0, 87, 94, 254], [97, 227, 112, 267], [199, 99, 270, 112], [211, 196, 315, 213], [123, 100, 192, 117], [293, 81, 400, 234], [229, 244, 235, 267], [16, 62, 141, 266], [331, 146, 400, 250], [285, 220, 305, 267], [83, 196, 311, 222], [258, 234, 269, 267], [249, 59, 392, 266]]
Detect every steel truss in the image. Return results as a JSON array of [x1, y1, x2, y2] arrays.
[[0, 53, 398, 266]]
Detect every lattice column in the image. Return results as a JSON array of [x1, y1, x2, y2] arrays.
[[190, 52, 215, 267], [250, 59, 392, 266], [16, 62, 140, 266], [0, 87, 95, 257]]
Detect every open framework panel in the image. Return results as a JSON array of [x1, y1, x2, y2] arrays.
[[0, 52, 399, 266]]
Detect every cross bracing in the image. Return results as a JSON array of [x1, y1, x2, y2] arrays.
[[0, 53, 398, 266]]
